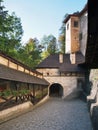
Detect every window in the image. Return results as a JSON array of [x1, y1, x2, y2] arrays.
[[74, 21, 78, 27]]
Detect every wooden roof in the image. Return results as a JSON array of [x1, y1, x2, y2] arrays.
[[37, 52, 86, 72], [63, 3, 87, 24], [59, 63, 86, 73], [63, 13, 79, 24], [85, 0, 98, 68], [0, 64, 49, 85]]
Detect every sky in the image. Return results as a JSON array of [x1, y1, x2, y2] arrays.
[[3, 0, 87, 44]]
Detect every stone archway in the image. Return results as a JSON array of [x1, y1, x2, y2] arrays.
[[49, 83, 63, 97]]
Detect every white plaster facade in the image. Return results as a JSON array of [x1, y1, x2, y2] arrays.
[[44, 76, 85, 99], [79, 11, 88, 56], [37, 68, 85, 99], [65, 19, 71, 53], [65, 16, 80, 53], [37, 68, 60, 76]]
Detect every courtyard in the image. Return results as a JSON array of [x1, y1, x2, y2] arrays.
[[0, 98, 92, 130]]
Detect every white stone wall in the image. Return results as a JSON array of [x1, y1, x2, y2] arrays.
[[44, 76, 85, 99], [37, 68, 85, 99], [79, 12, 88, 56], [88, 69, 98, 101], [36, 68, 59, 76], [65, 19, 71, 53], [89, 69, 98, 81]]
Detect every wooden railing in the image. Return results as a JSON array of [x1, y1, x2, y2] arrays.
[[0, 86, 48, 111]]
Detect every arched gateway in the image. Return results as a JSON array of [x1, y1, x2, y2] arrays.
[[49, 83, 63, 97], [36, 53, 86, 99]]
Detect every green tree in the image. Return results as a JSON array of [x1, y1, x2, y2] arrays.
[[0, 0, 8, 48], [58, 14, 68, 53], [0, 0, 23, 58], [18, 38, 42, 68], [40, 35, 49, 51], [47, 35, 57, 54], [58, 33, 65, 53], [41, 34, 57, 59]]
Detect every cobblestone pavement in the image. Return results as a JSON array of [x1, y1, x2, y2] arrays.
[[0, 98, 93, 130]]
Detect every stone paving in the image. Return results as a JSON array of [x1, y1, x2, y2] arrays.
[[0, 98, 93, 130]]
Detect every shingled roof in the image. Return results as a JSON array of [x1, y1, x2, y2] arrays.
[[37, 52, 86, 72], [0, 64, 49, 85], [59, 63, 86, 73]]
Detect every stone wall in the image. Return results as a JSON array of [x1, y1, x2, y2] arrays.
[[79, 11, 88, 56], [37, 68, 85, 99], [44, 76, 85, 99], [65, 16, 80, 53], [71, 16, 80, 53], [87, 69, 98, 130], [36, 68, 59, 76], [0, 95, 49, 124]]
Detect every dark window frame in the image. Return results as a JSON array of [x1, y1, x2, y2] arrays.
[[73, 21, 78, 27]]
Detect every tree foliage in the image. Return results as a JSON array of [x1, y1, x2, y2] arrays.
[[18, 38, 42, 68], [0, 0, 61, 68], [58, 14, 68, 53], [0, 0, 23, 57], [47, 35, 57, 54], [41, 34, 57, 59]]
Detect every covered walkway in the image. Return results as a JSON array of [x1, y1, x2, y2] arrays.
[[0, 52, 49, 111]]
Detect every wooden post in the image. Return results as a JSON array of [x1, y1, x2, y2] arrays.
[[42, 85, 43, 97], [33, 84, 35, 97], [15, 82, 18, 102], [27, 83, 29, 90]]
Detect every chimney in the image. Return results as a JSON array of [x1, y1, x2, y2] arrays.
[[59, 53, 63, 63], [70, 53, 76, 64]]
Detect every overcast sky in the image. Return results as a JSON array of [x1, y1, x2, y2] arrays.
[[3, 0, 87, 43]]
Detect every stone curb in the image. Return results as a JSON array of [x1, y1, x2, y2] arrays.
[[0, 95, 49, 124]]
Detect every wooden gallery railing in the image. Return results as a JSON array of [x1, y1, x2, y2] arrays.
[[0, 83, 48, 111]]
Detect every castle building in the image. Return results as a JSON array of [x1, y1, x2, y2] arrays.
[[36, 52, 87, 99], [64, 13, 80, 53], [36, 4, 89, 99]]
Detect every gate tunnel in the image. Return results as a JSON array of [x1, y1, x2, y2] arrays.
[[49, 83, 63, 97]]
